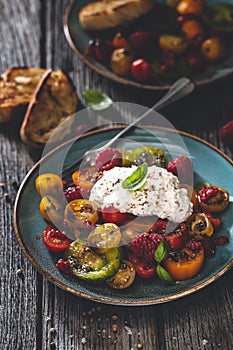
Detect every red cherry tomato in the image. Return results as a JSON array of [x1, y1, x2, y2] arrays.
[[131, 58, 156, 83], [101, 205, 128, 225], [42, 225, 72, 252], [206, 213, 222, 229], [128, 253, 156, 278], [164, 222, 189, 251]]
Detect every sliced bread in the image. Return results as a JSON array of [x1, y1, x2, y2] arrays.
[[0, 67, 48, 123], [20, 69, 79, 148], [79, 0, 155, 31]]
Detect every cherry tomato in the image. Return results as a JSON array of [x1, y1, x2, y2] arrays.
[[35, 173, 63, 197], [206, 213, 222, 230], [87, 223, 122, 254], [159, 34, 188, 55], [163, 243, 204, 281], [176, 0, 205, 16], [101, 205, 128, 225], [187, 212, 214, 238], [197, 186, 229, 213], [131, 58, 157, 83], [72, 166, 98, 191], [112, 32, 131, 50], [164, 222, 189, 251], [65, 199, 99, 229], [106, 260, 136, 289], [40, 195, 64, 225], [42, 225, 72, 252], [110, 48, 133, 77], [128, 253, 156, 278], [181, 19, 205, 46], [201, 37, 226, 62]]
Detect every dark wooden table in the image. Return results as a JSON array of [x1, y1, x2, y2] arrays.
[[1, 1, 233, 349]]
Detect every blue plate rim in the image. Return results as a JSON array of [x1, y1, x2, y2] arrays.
[[14, 126, 233, 305]]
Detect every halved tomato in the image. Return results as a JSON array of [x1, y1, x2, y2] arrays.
[[72, 167, 98, 190], [42, 225, 72, 252], [163, 243, 204, 281], [87, 223, 121, 254], [106, 260, 136, 289]]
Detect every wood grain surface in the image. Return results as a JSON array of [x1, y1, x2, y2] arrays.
[[0, 1, 232, 349]]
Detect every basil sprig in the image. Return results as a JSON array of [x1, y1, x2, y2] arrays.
[[122, 163, 148, 191], [83, 90, 113, 110], [154, 241, 173, 284]]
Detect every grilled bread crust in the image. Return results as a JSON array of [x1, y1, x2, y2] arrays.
[[79, 0, 155, 31], [20, 70, 79, 148], [0, 67, 47, 123]]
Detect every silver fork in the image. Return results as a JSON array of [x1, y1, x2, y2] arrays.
[[63, 77, 195, 174]]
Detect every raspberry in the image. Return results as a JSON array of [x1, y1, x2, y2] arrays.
[[56, 259, 70, 274], [220, 120, 233, 149], [95, 148, 122, 172], [130, 233, 163, 264], [214, 235, 229, 246], [64, 186, 90, 202], [198, 186, 218, 203], [167, 155, 193, 184]]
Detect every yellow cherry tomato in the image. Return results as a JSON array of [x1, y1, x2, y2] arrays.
[[87, 223, 122, 254], [201, 37, 226, 62], [159, 34, 188, 55], [110, 48, 134, 77], [72, 167, 98, 190], [35, 173, 63, 197], [65, 199, 99, 228], [177, 0, 206, 16], [40, 195, 64, 225], [187, 212, 214, 238]]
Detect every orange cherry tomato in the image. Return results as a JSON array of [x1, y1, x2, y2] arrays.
[[181, 19, 205, 46], [177, 0, 206, 16], [201, 37, 226, 62], [112, 32, 131, 50], [163, 244, 204, 281], [64, 199, 99, 228], [72, 167, 98, 190]]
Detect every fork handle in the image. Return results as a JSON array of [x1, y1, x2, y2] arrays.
[[101, 77, 195, 149]]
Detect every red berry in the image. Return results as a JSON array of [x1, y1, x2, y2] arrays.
[[64, 186, 90, 201], [186, 239, 203, 252], [198, 186, 218, 203], [95, 148, 122, 172], [56, 259, 70, 274], [130, 233, 163, 264], [220, 120, 233, 149], [167, 156, 193, 184]]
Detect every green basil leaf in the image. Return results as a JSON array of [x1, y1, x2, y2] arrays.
[[83, 90, 113, 110], [122, 163, 148, 191], [156, 264, 173, 283], [194, 181, 212, 192], [154, 241, 169, 263]]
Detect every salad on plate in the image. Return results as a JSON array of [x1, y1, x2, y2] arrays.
[[35, 145, 230, 290]]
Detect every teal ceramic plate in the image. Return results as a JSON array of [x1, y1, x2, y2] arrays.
[[64, 0, 233, 90], [14, 127, 233, 305]]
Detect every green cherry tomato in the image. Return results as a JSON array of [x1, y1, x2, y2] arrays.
[[122, 146, 168, 168], [204, 3, 233, 32], [159, 34, 188, 55]]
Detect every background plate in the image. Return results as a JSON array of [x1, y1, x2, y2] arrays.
[[14, 127, 233, 305], [64, 0, 233, 90]]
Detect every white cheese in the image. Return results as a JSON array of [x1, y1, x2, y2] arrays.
[[89, 165, 193, 223]]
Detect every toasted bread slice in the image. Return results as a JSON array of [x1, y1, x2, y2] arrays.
[[0, 67, 48, 123], [79, 0, 155, 31], [20, 70, 79, 148]]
